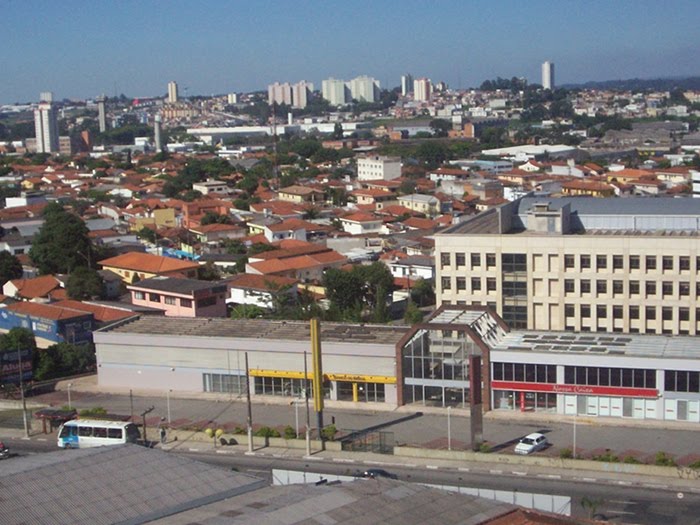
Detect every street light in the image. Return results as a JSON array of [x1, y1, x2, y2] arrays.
[[447, 406, 452, 451], [166, 389, 172, 426], [67, 383, 73, 410]]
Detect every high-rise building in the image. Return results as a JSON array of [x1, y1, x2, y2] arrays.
[[39, 91, 54, 103], [542, 61, 555, 90], [413, 78, 432, 102], [227, 93, 238, 105], [322, 78, 349, 106], [34, 97, 59, 153], [96, 95, 107, 133], [291, 81, 313, 109], [348, 76, 380, 103], [267, 82, 293, 106], [154, 114, 163, 153], [401, 74, 414, 96], [167, 81, 179, 103]]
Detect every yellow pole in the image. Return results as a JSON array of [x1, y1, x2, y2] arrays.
[[310, 318, 324, 443], [352, 382, 359, 403]]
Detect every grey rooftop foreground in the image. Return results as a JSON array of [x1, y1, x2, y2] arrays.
[[128, 276, 228, 294], [101, 316, 411, 345], [0, 444, 266, 525]]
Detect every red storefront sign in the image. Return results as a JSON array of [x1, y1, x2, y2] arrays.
[[491, 381, 658, 398]]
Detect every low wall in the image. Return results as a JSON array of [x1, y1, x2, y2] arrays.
[[167, 428, 342, 452], [394, 446, 697, 479]]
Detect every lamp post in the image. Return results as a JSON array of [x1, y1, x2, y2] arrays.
[[67, 383, 73, 410], [166, 389, 172, 426], [573, 404, 577, 459], [447, 406, 452, 451], [17, 346, 29, 438]]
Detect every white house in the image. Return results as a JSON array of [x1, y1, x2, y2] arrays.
[[339, 213, 384, 236], [226, 274, 298, 309]]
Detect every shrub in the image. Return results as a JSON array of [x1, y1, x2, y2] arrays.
[[79, 407, 107, 418], [623, 456, 642, 464], [559, 448, 573, 459], [655, 452, 676, 467], [321, 424, 338, 441], [254, 426, 281, 438], [233, 426, 247, 435], [478, 442, 491, 453], [592, 451, 619, 463], [688, 460, 700, 470], [283, 425, 297, 440]]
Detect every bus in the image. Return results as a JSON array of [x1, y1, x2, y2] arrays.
[[57, 419, 140, 449]]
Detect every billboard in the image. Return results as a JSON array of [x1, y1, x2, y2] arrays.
[[0, 348, 33, 384]]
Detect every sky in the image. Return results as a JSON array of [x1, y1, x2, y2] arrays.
[[2, 0, 700, 104]]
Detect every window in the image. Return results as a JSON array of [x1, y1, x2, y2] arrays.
[[564, 254, 575, 269], [502, 281, 527, 297], [486, 253, 496, 268], [502, 253, 526, 273], [501, 305, 527, 329], [662, 307, 673, 321], [679, 307, 690, 321], [580, 255, 591, 269], [646, 256, 656, 270], [456, 253, 465, 267], [680, 256, 690, 271], [164, 296, 176, 305], [665, 371, 700, 393], [471, 253, 481, 268], [613, 255, 624, 270], [93, 427, 108, 438], [134, 291, 145, 300], [645, 282, 656, 296], [441, 277, 451, 290], [566, 366, 655, 388], [456, 277, 466, 291], [564, 279, 575, 293], [108, 428, 123, 439], [613, 305, 623, 319], [471, 278, 481, 292], [440, 252, 450, 268], [645, 306, 656, 320], [596, 305, 607, 318], [581, 305, 591, 318], [596, 255, 607, 270], [680, 282, 690, 296], [662, 256, 673, 271], [203, 373, 246, 394], [565, 304, 575, 317], [629, 305, 640, 319], [613, 280, 623, 295], [629, 255, 640, 270], [197, 296, 217, 308], [596, 280, 607, 295], [180, 298, 192, 308], [486, 278, 497, 292], [629, 281, 640, 295], [662, 282, 673, 297], [78, 426, 93, 437], [580, 280, 591, 294], [149, 293, 161, 302]]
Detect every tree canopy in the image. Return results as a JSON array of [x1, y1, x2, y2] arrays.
[[0, 251, 23, 287], [67, 267, 104, 300]]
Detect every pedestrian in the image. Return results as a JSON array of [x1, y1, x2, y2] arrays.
[[160, 425, 166, 445]]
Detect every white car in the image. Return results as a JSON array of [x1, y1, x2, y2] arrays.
[[514, 433, 548, 455]]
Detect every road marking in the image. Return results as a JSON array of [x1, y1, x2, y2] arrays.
[[426, 465, 438, 470], [642, 484, 668, 490], [512, 471, 527, 476], [333, 458, 356, 463], [489, 470, 503, 475], [215, 449, 235, 454], [582, 477, 597, 482], [303, 456, 322, 461], [609, 500, 638, 505], [188, 448, 199, 452], [363, 460, 385, 465], [601, 509, 636, 516], [458, 467, 470, 472], [37, 438, 47, 442], [617, 481, 632, 486], [21, 437, 30, 441], [537, 474, 561, 479], [244, 452, 257, 456]]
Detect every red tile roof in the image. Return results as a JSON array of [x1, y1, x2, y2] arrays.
[[6, 302, 90, 321], [98, 252, 200, 273], [8, 275, 62, 300], [226, 273, 297, 291], [52, 300, 135, 323]]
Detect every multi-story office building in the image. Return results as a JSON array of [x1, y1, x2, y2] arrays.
[[322, 77, 349, 106], [542, 61, 555, 90], [167, 81, 179, 103], [356, 155, 402, 181], [267, 82, 293, 106], [401, 74, 414, 96], [413, 78, 432, 102], [34, 99, 59, 153], [348, 75, 379, 103], [435, 197, 700, 335]]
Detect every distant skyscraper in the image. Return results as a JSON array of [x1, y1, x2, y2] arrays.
[[267, 82, 293, 106], [348, 76, 380, 103], [291, 81, 314, 109], [542, 61, 555, 90], [413, 78, 432, 102], [167, 81, 179, 103], [154, 114, 163, 153], [34, 96, 59, 153], [96, 95, 107, 133], [227, 93, 238, 104], [322, 78, 349, 106], [39, 91, 54, 103], [401, 74, 414, 96]]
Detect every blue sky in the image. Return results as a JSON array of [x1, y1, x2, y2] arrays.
[[2, 0, 699, 103]]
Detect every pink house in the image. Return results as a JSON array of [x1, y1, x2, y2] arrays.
[[127, 277, 228, 317]]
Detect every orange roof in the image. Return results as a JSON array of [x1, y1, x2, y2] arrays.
[[226, 273, 297, 291], [6, 302, 90, 321], [342, 212, 379, 223], [562, 180, 615, 191], [609, 168, 651, 179], [52, 300, 135, 323], [402, 217, 438, 230], [8, 275, 62, 299], [98, 252, 200, 273]]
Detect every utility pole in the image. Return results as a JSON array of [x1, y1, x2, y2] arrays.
[[245, 352, 253, 453], [303, 351, 311, 456], [310, 318, 324, 450], [140, 406, 154, 444], [17, 345, 29, 438]]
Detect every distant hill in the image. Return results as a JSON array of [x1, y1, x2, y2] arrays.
[[563, 76, 700, 92]]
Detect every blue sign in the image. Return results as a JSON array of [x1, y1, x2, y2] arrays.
[[0, 348, 33, 384]]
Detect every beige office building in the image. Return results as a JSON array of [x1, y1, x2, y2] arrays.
[[435, 198, 700, 335]]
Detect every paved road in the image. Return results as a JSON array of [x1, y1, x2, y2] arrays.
[[25, 389, 700, 462]]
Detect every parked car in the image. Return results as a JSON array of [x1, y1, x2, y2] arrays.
[[514, 433, 548, 455], [362, 468, 398, 480]]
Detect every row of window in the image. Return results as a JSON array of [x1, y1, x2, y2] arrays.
[[564, 304, 692, 321], [665, 370, 700, 393], [203, 373, 246, 394], [492, 362, 557, 383], [441, 276, 497, 292], [564, 366, 656, 389], [565, 254, 694, 272], [134, 291, 220, 309], [565, 279, 696, 297]]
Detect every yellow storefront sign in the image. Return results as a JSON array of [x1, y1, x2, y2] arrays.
[[248, 369, 396, 384]]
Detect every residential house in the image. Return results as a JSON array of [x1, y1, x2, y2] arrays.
[[127, 276, 229, 317], [561, 180, 616, 198], [397, 194, 441, 217], [351, 189, 397, 210], [3, 275, 65, 302], [356, 155, 402, 181], [226, 273, 298, 309], [277, 185, 325, 204], [192, 179, 230, 196], [98, 252, 200, 283], [189, 223, 247, 243], [0, 302, 93, 347], [385, 254, 435, 282], [339, 213, 384, 236]]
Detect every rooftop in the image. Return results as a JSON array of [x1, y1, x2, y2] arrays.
[[127, 276, 227, 294], [99, 251, 200, 273]]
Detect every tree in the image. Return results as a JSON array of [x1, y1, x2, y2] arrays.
[[410, 278, 434, 307], [230, 304, 265, 319], [0, 251, 23, 287], [404, 300, 424, 324], [332, 122, 344, 140], [29, 204, 93, 274], [323, 268, 364, 312], [67, 267, 104, 300], [415, 141, 450, 167], [137, 227, 157, 244], [429, 119, 451, 138], [198, 261, 221, 281]]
